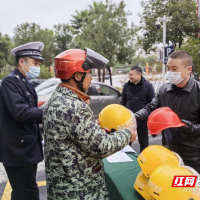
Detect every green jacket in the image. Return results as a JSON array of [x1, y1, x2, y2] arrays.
[[43, 85, 132, 200]]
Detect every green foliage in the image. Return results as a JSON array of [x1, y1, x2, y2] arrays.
[[73, 0, 137, 67], [53, 24, 74, 55], [0, 33, 12, 72], [0, 65, 15, 79], [71, 10, 89, 34], [179, 37, 200, 77], [131, 54, 157, 68], [139, 0, 199, 52], [13, 23, 55, 67], [0, 1, 139, 82], [38, 66, 52, 79]]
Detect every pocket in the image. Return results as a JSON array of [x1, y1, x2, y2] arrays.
[[9, 134, 34, 143]]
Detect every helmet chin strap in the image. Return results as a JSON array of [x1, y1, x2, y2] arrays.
[[72, 73, 86, 93]]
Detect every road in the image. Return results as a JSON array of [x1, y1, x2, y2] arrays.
[[0, 135, 162, 199]]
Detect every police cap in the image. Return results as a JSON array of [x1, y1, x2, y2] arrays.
[[11, 41, 44, 61]]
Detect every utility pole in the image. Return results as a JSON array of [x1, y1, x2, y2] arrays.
[[156, 16, 171, 83]]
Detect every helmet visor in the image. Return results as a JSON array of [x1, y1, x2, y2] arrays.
[[83, 47, 109, 70], [117, 110, 137, 132]]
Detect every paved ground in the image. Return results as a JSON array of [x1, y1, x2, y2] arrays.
[[0, 135, 162, 200]]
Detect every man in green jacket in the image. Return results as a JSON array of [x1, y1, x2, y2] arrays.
[[43, 48, 137, 200]]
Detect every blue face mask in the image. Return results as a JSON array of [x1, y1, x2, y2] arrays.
[[23, 60, 40, 79]]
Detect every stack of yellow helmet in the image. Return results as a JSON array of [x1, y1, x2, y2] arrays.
[[134, 145, 200, 200], [99, 104, 137, 132]]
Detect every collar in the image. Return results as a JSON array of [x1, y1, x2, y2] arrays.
[[128, 76, 144, 86], [59, 83, 90, 103], [14, 68, 36, 97], [166, 75, 195, 93], [14, 68, 28, 83]]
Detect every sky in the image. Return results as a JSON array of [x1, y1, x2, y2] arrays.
[[0, 0, 142, 37]]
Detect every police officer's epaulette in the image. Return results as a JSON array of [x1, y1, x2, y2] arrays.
[[14, 75, 20, 81]]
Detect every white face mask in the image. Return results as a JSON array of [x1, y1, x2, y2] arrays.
[[22, 60, 40, 79], [168, 66, 189, 85]]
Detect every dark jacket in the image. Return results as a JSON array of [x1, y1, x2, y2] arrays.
[[0, 68, 43, 166], [120, 77, 155, 113], [135, 75, 200, 161]]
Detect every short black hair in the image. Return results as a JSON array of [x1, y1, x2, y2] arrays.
[[130, 66, 142, 74], [16, 56, 29, 66], [169, 51, 192, 67]]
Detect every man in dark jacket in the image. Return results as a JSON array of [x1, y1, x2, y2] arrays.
[[135, 51, 200, 173], [121, 66, 155, 152], [0, 42, 44, 200]]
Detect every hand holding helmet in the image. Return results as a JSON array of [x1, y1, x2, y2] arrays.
[[130, 130, 137, 143], [99, 104, 137, 142], [147, 107, 186, 135], [177, 119, 200, 135]]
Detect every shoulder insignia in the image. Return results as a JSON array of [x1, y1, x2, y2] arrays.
[[14, 75, 20, 81]]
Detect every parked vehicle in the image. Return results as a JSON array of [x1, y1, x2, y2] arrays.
[[30, 79, 45, 88], [35, 78, 121, 118]]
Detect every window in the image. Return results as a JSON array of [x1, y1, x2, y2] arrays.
[[94, 84, 118, 96], [86, 86, 94, 96]]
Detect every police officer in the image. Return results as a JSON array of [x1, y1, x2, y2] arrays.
[[0, 42, 44, 200], [43, 48, 137, 200]]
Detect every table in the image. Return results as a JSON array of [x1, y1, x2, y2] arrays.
[[103, 152, 144, 200]]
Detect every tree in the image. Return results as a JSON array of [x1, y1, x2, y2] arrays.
[[53, 24, 74, 55], [139, 0, 199, 52], [70, 10, 89, 34], [13, 23, 40, 45], [0, 33, 12, 72], [73, 0, 137, 84], [132, 55, 156, 67], [179, 37, 200, 78], [36, 28, 55, 67], [12, 23, 55, 67]]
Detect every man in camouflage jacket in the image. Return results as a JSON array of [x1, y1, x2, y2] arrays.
[[43, 48, 136, 200]]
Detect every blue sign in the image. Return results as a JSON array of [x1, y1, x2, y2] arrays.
[[164, 45, 174, 64]]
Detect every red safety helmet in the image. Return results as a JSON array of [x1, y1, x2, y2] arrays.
[[54, 47, 109, 80], [147, 107, 186, 135]]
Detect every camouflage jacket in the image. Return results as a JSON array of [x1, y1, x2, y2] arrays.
[[43, 85, 132, 200]]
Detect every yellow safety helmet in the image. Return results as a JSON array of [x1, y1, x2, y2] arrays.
[[99, 104, 137, 132], [134, 171, 155, 200], [137, 145, 181, 178], [148, 164, 198, 200]]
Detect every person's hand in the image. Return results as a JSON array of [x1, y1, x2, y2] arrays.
[[96, 119, 100, 125], [130, 130, 137, 143], [178, 119, 198, 135], [86, 100, 90, 105]]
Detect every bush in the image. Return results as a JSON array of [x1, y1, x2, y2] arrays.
[[0, 65, 15, 79], [38, 66, 52, 79], [0, 72, 10, 79]]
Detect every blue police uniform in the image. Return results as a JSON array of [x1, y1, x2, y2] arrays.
[[0, 42, 44, 200]]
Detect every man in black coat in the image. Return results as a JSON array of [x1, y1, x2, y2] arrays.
[[121, 66, 155, 152], [135, 51, 200, 173], [0, 42, 44, 200]]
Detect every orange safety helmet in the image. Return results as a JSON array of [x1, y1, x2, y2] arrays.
[[54, 47, 109, 80], [147, 107, 186, 135]]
